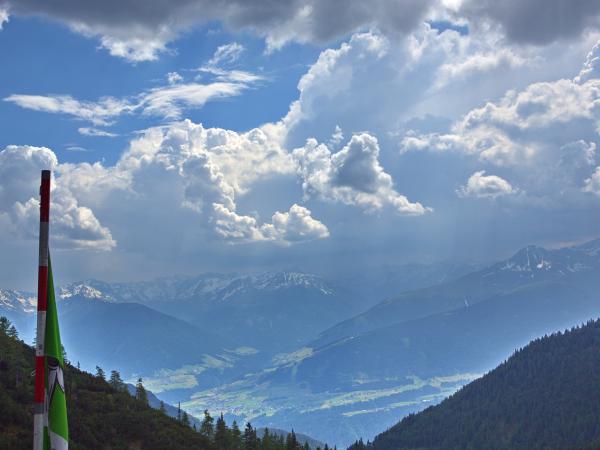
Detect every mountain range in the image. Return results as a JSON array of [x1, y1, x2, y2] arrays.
[[2, 240, 600, 446], [0, 265, 474, 382], [179, 239, 600, 446]]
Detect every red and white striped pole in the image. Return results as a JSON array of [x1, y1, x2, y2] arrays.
[[34, 170, 50, 450]]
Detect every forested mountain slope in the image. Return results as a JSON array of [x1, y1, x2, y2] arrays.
[[351, 318, 600, 450]]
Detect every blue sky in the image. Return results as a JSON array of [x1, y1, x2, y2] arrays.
[[0, 17, 320, 164], [1, 0, 600, 289]]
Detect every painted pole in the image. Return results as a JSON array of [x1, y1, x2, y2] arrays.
[[34, 170, 50, 450]]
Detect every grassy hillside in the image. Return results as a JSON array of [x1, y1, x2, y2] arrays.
[[0, 318, 211, 449], [349, 318, 600, 450]]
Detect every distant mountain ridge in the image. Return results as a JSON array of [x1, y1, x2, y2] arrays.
[[482, 239, 600, 279], [316, 238, 600, 347], [57, 271, 335, 304]]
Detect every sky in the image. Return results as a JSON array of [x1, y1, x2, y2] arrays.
[[1, 0, 600, 289]]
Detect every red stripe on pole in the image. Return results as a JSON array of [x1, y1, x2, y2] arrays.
[[34, 356, 45, 403], [40, 170, 50, 222], [34, 170, 50, 450], [37, 266, 48, 311]]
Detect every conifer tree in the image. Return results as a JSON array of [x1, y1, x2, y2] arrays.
[[182, 411, 190, 427], [286, 430, 299, 450], [262, 427, 273, 449], [95, 365, 105, 380], [200, 409, 214, 441], [243, 422, 259, 450], [135, 377, 148, 405], [231, 420, 242, 450], [61, 345, 69, 364], [159, 400, 167, 414], [109, 370, 125, 391], [214, 413, 228, 450], [7, 325, 18, 340], [0, 316, 10, 334]]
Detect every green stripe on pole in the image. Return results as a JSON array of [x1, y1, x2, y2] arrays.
[[44, 254, 69, 447]]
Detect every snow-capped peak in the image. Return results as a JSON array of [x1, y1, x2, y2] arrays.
[[59, 282, 116, 302], [0, 288, 37, 313], [248, 272, 334, 295], [481, 238, 600, 280], [499, 245, 552, 273]]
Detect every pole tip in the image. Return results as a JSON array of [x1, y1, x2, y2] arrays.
[[41, 170, 51, 180]]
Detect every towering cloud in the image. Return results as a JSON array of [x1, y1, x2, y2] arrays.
[[294, 133, 429, 215]]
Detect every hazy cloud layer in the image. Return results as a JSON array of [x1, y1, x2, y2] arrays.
[[5, 0, 598, 62], [0, 0, 434, 60], [5, 72, 261, 127], [460, 0, 600, 45]]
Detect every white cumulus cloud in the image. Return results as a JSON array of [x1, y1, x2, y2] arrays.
[[0, 7, 8, 29], [0, 145, 115, 250], [583, 167, 600, 196], [457, 170, 516, 198], [293, 133, 430, 215], [57, 120, 323, 245]]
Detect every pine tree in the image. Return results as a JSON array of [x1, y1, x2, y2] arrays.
[[177, 402, 182, 422], [0, 316, 10, 334], [159, 400, 167, 414], [182, 411, 190, 427], [243, 422, 258, 450], [286, 430, 299, 450], [108, 370, 125, 390], [61, 345, 69, 365], [347, 439, 366, 450], [7, 325, 18, 340], [200, 409, 214, 441], [95, 365, 105, 380], [135, 377, 148, 405], [214, 413, 228, 450], [231, 420, 242, 450], [262, 427, 273, 450]]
